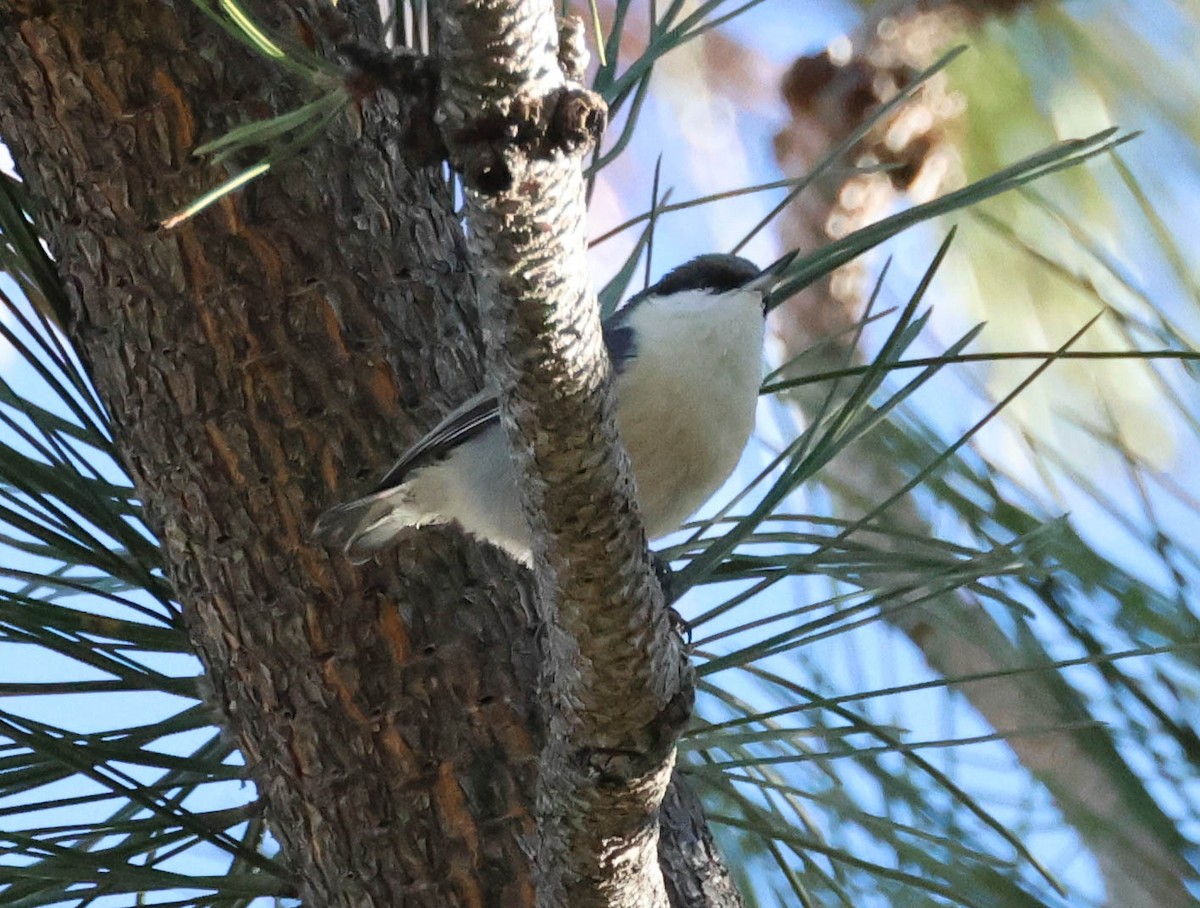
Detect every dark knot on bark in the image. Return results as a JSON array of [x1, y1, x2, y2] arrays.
[[450, 87, 607, 194], [338, 43, 448, 167]]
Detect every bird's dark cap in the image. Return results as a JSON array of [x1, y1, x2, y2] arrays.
[[647, 253, 761, 297]]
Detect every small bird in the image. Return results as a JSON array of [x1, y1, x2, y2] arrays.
[[314, 252, 792, 564]]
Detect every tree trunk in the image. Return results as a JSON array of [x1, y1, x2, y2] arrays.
[[0, 1, 732, 904]]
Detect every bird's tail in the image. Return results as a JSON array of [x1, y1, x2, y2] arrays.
[[312, 487, 418, 564]]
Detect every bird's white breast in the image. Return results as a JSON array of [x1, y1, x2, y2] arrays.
[[615, 287, 765, 537], [398, 286, 764, 561]]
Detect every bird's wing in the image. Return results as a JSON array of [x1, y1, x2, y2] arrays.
[[373, 389, 501, 492], [602, 313, 637, 371], [373, 321, 640, 492]]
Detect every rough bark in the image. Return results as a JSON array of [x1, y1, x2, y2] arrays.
[[0, 0, 723, 905], [0, 2, 549, 904], [659, 779, 745, 908], [772, 3, 1195, 905], [434, 4, 692, 906]]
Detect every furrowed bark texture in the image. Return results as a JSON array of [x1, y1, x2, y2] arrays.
[[435, 4, 691, 907], [0, 3, 545, 905], [659, 779, 745, 908]]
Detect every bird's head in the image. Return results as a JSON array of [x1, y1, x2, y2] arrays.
[[639, 250, 798, 314]]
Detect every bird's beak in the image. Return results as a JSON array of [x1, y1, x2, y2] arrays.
[[745, 248, 800, 292]]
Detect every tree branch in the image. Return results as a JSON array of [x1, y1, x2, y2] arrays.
[[433, 3, 692, 905]]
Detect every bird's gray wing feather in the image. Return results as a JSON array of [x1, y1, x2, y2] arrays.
[[372, 320, 639, 492], [373, 389, 501, 491]]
